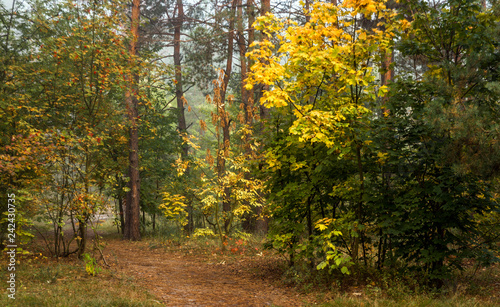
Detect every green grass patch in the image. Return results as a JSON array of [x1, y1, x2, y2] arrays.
[[310, 295, 497, 307], [0, 257, 161, 306]]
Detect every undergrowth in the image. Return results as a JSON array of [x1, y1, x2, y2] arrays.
[[2, 222, 497, 306], [142, 228, 500, 306]]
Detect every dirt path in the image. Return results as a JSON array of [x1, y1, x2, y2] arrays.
[[103, 239, 310, 306]]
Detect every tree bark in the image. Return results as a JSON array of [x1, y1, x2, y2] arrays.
[[173, 0, 195, 234], [118, 195, 124, 234], [218, 0, 237, 235], [381, 51, 394, 116], [124, 0, 141, 241], [174, 0, 188, 158], [254, 0, 271, 234], [239, 0, 257, 233], [238, 0, 250, 124], [352, 144, 364, 262]]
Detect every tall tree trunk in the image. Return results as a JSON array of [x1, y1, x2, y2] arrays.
[[124, 0, 141, 241], [305, 0, 311, 23], [238, 0, 250, 124], [261, 0, 270, 17], [174, 0, 187, 158], [378, 11, 394, 265], [238, 0, 255, 233], [352, 144, 364, 262], [173, 0, 194, 234], [218, 0, 236, 235], [381, 51, 393, 113], [253, 0, 271, 234], [118, 195, 124, 234]]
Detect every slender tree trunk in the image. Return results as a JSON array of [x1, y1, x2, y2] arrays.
[[174, 0, 187, 158], [247, 0, 255, 80], [381, 51, 393, 116], [305, 0, 311, 23], [153, 179, 159, 232], [352, 144, 364, 262], [238, 0, 255, 233], [261, 0, 270, 17], [253, 0, 271, 235], [124, 0, 141, 241], [217, 0, 237, 235], [238, 0, 250, 124], [118, 193, 125, 234], [260, 0, 271, 118], [222, 125, 232, 234], [173, 0, 194, 234], [377, 6, 394, 265], [77, 156, 91, 257]]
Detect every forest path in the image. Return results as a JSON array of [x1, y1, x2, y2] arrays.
[[103, 238, 311, 306]]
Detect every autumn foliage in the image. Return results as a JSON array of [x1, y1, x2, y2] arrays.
[[1, 0, 499, 290]]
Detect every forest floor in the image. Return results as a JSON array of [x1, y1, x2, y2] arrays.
[[32, 216, 313, 305], [102, 236, 311, 306]]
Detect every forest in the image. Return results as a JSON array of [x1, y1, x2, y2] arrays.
[[1, 0, 500, 305]]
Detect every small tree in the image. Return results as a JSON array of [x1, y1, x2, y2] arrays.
[[246, 0, 400, 266]]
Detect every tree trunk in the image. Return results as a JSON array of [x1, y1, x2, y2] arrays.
[[352, 144, 364, 262], [174, 0, 188, 158], [238, 0, 256, 233], [238, 0, 250, 124], [124, 0, 141, 241], [259, 0, 271, 118], [118, 193, 125, 234], [253, 0, 271, 235], [381, 51, 393, 117], [218, 0, 236, 235], [305, 0, 311, 23], [173, 0, 194, 234]]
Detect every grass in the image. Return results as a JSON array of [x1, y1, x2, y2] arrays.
[[311, 296, 496, 307], [1, 218, 160, 306], [285, 261, 500, 307], [0, 255, 161, 307]]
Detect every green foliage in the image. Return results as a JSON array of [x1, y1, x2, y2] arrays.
[[315, 218, 352, 275], [368, 92, 499, 277], [250, 0, 500, 286], [262, 113, 354, 269], [1, 0, 499, 295], [159, 192, 188, 227], [192, 227, 216, 238], [250, 0, 398, 273], [82, 253, 102, 277], [138, 77, 180, 226], [371, 0, 500, 280]]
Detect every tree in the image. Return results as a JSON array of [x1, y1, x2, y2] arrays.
[[247, 0, 399, 264], [372, 0, 500, 282], [0, 0, 135, 256], [124, 0, 142, 241]]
